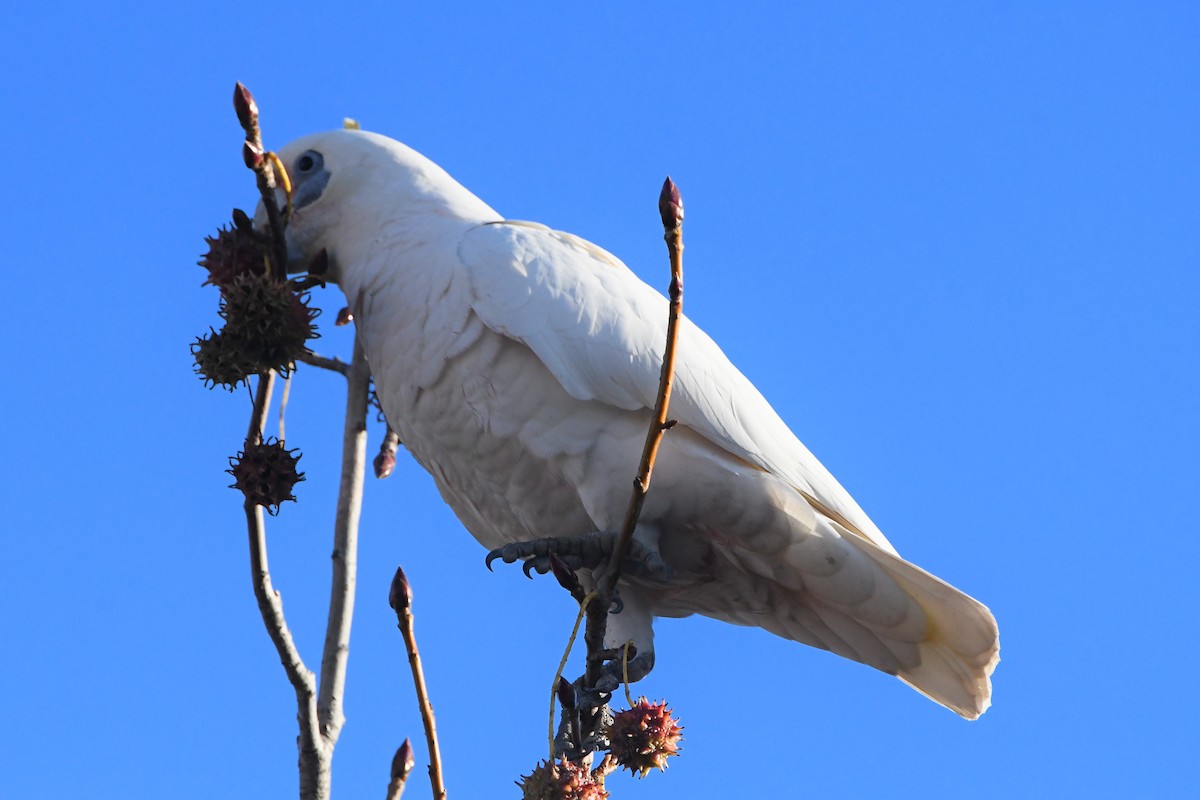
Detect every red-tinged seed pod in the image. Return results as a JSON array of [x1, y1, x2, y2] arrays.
[[607, 698, 683, 779], [390, 738, 415, 781], [233, 82, 259, 131], [658, 177, 683, 229], [517, 759, 609, 800], [389, 566, 412, 613], [199, 222, 269, 290]]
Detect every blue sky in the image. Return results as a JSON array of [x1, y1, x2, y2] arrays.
[[2, 2, 1197, 797]]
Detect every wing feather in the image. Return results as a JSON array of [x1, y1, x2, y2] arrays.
[[457, 221, 897, 553]]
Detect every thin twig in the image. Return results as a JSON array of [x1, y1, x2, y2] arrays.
[[243, 370, 325, 794], [621, 644, 635, 708], [297, 351, 351, 376], [390, 568, 447, 800], [550, 591, 597, 762], [316, 334, 370, 742], [246, 370, 275, 446], [279, 370, 292, 443], [234, 82, 289, 279], [601, 178, 684, 597], [246, 495, 322, 758], [582, 178, 685, 696]]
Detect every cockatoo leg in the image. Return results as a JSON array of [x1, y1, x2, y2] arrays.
[[484, 531, 671, 581]]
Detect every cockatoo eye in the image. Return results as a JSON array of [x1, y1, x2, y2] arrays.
[[295, 151, 323, 174]]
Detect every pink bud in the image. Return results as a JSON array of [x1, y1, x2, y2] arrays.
[[374, 450, 396, 479], [389, 566, 412, 612], [658, 176, 684, 229], [242, 141, 264, 170], [233, 82, 259, 130], [391, 738, 415, 780]]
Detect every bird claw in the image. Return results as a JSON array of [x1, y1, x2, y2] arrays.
[[484, 531, 672, 582]]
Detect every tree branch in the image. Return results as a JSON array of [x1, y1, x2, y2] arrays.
[[234, 81, 289, 280], [297, 351, 351, 376], [242, 369, 326, 797], [583, 177, 684, 693], [389, 568, 447, 800], [317, 334, 370, 742]]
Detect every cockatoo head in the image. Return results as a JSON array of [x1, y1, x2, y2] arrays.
[[259, 129, 497, 283]]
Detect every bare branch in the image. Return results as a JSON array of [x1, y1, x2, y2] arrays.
[[246, 497, 322, 760], [583, 177, 685, 694], [235, 82, 289, 279], [317, 335, 370, 742], [297, 351, 351, 376], [390, 567, 447, 800], [602, 176, 684, 597]]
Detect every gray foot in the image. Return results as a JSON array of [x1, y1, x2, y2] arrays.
[[484, 531, 671, 581]]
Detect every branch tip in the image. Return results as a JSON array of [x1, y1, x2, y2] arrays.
[[391, 739, 416, 780], [658, 176, 683, 229], [389, 566, 412, 613], [233, 82, 259, 131]]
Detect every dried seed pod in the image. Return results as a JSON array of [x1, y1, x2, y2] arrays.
[[219, 274, 319, 375], [606, 698, 683, 779], [192, 328, 253, 391], [517, 759, 608, 800], [227, 439, 305, 514], [199, 220, 269, 290]]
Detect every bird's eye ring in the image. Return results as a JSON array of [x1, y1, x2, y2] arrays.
[[296, 151, 322, 174]]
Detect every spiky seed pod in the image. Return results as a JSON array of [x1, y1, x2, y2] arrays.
[[192, 328, 254, 391], [517, 760, 609, 800], [227, 439, 305, 514], [607, 698, 683, 779], [199, 219, 269, 290], [218, 274, 319, 375]]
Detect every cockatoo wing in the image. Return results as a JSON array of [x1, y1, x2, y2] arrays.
[[458, 220, 894, 553]]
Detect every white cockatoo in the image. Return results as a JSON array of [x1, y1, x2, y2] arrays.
[[270, 129, 999, 719]]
